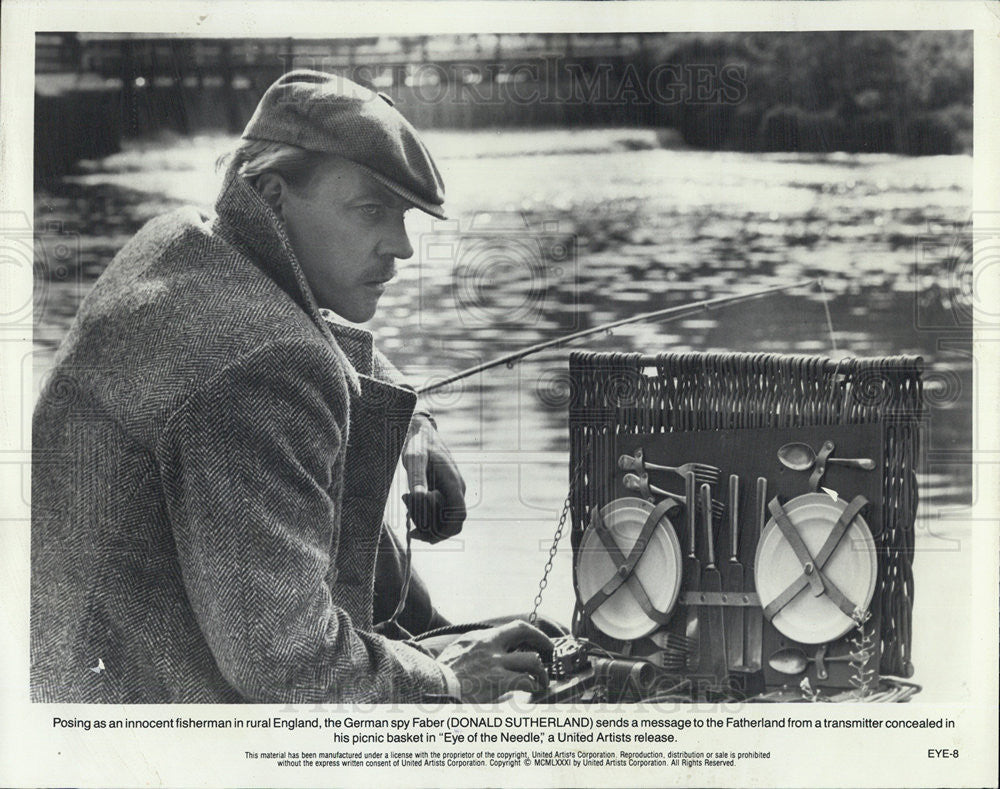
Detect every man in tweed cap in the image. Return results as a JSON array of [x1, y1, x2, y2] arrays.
[[31, 70, 551, 703]]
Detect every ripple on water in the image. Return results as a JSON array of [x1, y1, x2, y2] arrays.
[[34, 135, 973, 623]]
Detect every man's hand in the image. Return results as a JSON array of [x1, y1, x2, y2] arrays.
[[401, 413, 466, 543], [435, 621, 553, 702]]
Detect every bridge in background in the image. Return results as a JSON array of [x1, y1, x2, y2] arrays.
[[35, 33, 681, 177]]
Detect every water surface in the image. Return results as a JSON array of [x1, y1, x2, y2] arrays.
[[33, 129, 974, 700]]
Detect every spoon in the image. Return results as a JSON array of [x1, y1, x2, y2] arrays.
[[768, 647, 857, 679], [622, 473, 725, 517], [777, 442, 875, 472]]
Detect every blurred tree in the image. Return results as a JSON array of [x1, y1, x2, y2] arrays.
[[654, 30, 971, 154]]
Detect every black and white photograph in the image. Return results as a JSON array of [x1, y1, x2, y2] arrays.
[[2, 2, 998, 787]]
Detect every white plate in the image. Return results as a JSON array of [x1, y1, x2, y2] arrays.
[[575, 497, 683, 641], [755, 492, 877, 645]]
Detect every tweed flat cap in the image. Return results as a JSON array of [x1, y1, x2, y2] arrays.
[[242, 69, 446, 219]]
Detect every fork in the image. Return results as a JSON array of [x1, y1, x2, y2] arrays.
[[650, 631, 695, 672], [618, 453, 720, 484], [622, 472, 725, 518]]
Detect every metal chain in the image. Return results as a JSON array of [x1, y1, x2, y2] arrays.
[[529, 491, 572, 625], [529, 432, 593, 625]]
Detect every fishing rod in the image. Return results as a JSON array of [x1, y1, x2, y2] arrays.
[[416, 278, 820, 395]]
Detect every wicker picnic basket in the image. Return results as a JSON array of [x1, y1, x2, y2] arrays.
[[567, 351, 922, 699]]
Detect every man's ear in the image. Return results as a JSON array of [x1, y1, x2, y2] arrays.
[[256, 172, 287, 218]]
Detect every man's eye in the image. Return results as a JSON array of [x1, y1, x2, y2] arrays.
[[359, 204, 384, 217]]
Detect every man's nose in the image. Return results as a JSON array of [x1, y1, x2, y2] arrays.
[[380, 214, 414, 260]]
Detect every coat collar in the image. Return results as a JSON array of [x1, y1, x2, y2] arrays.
[[212, 164, 376, 392], [319, 309, 374, 377]]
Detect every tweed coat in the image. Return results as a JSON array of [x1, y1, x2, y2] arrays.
[[30, 164, 454, 703]]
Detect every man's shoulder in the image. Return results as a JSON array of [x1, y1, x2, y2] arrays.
[[48, 207, 346, 442], [84, 205, 323, 351]]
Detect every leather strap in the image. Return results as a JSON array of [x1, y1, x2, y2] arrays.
[[582, 499, 679, 625], [809, 440, 835, 491], [763, 495, 869, 622], [814, 495, 868, 568], [769, 497, 826, 596], [682, 591, 761, 607]]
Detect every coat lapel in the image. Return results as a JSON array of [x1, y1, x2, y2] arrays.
[[211, 164, 362, 395], [211, 164, 418, 629]]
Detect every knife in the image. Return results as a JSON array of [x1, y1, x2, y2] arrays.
[[723, 474, 744, 671], [700, 482, 728, 686], [745, 477, 767, 672], [684, 471, 700, 672]]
